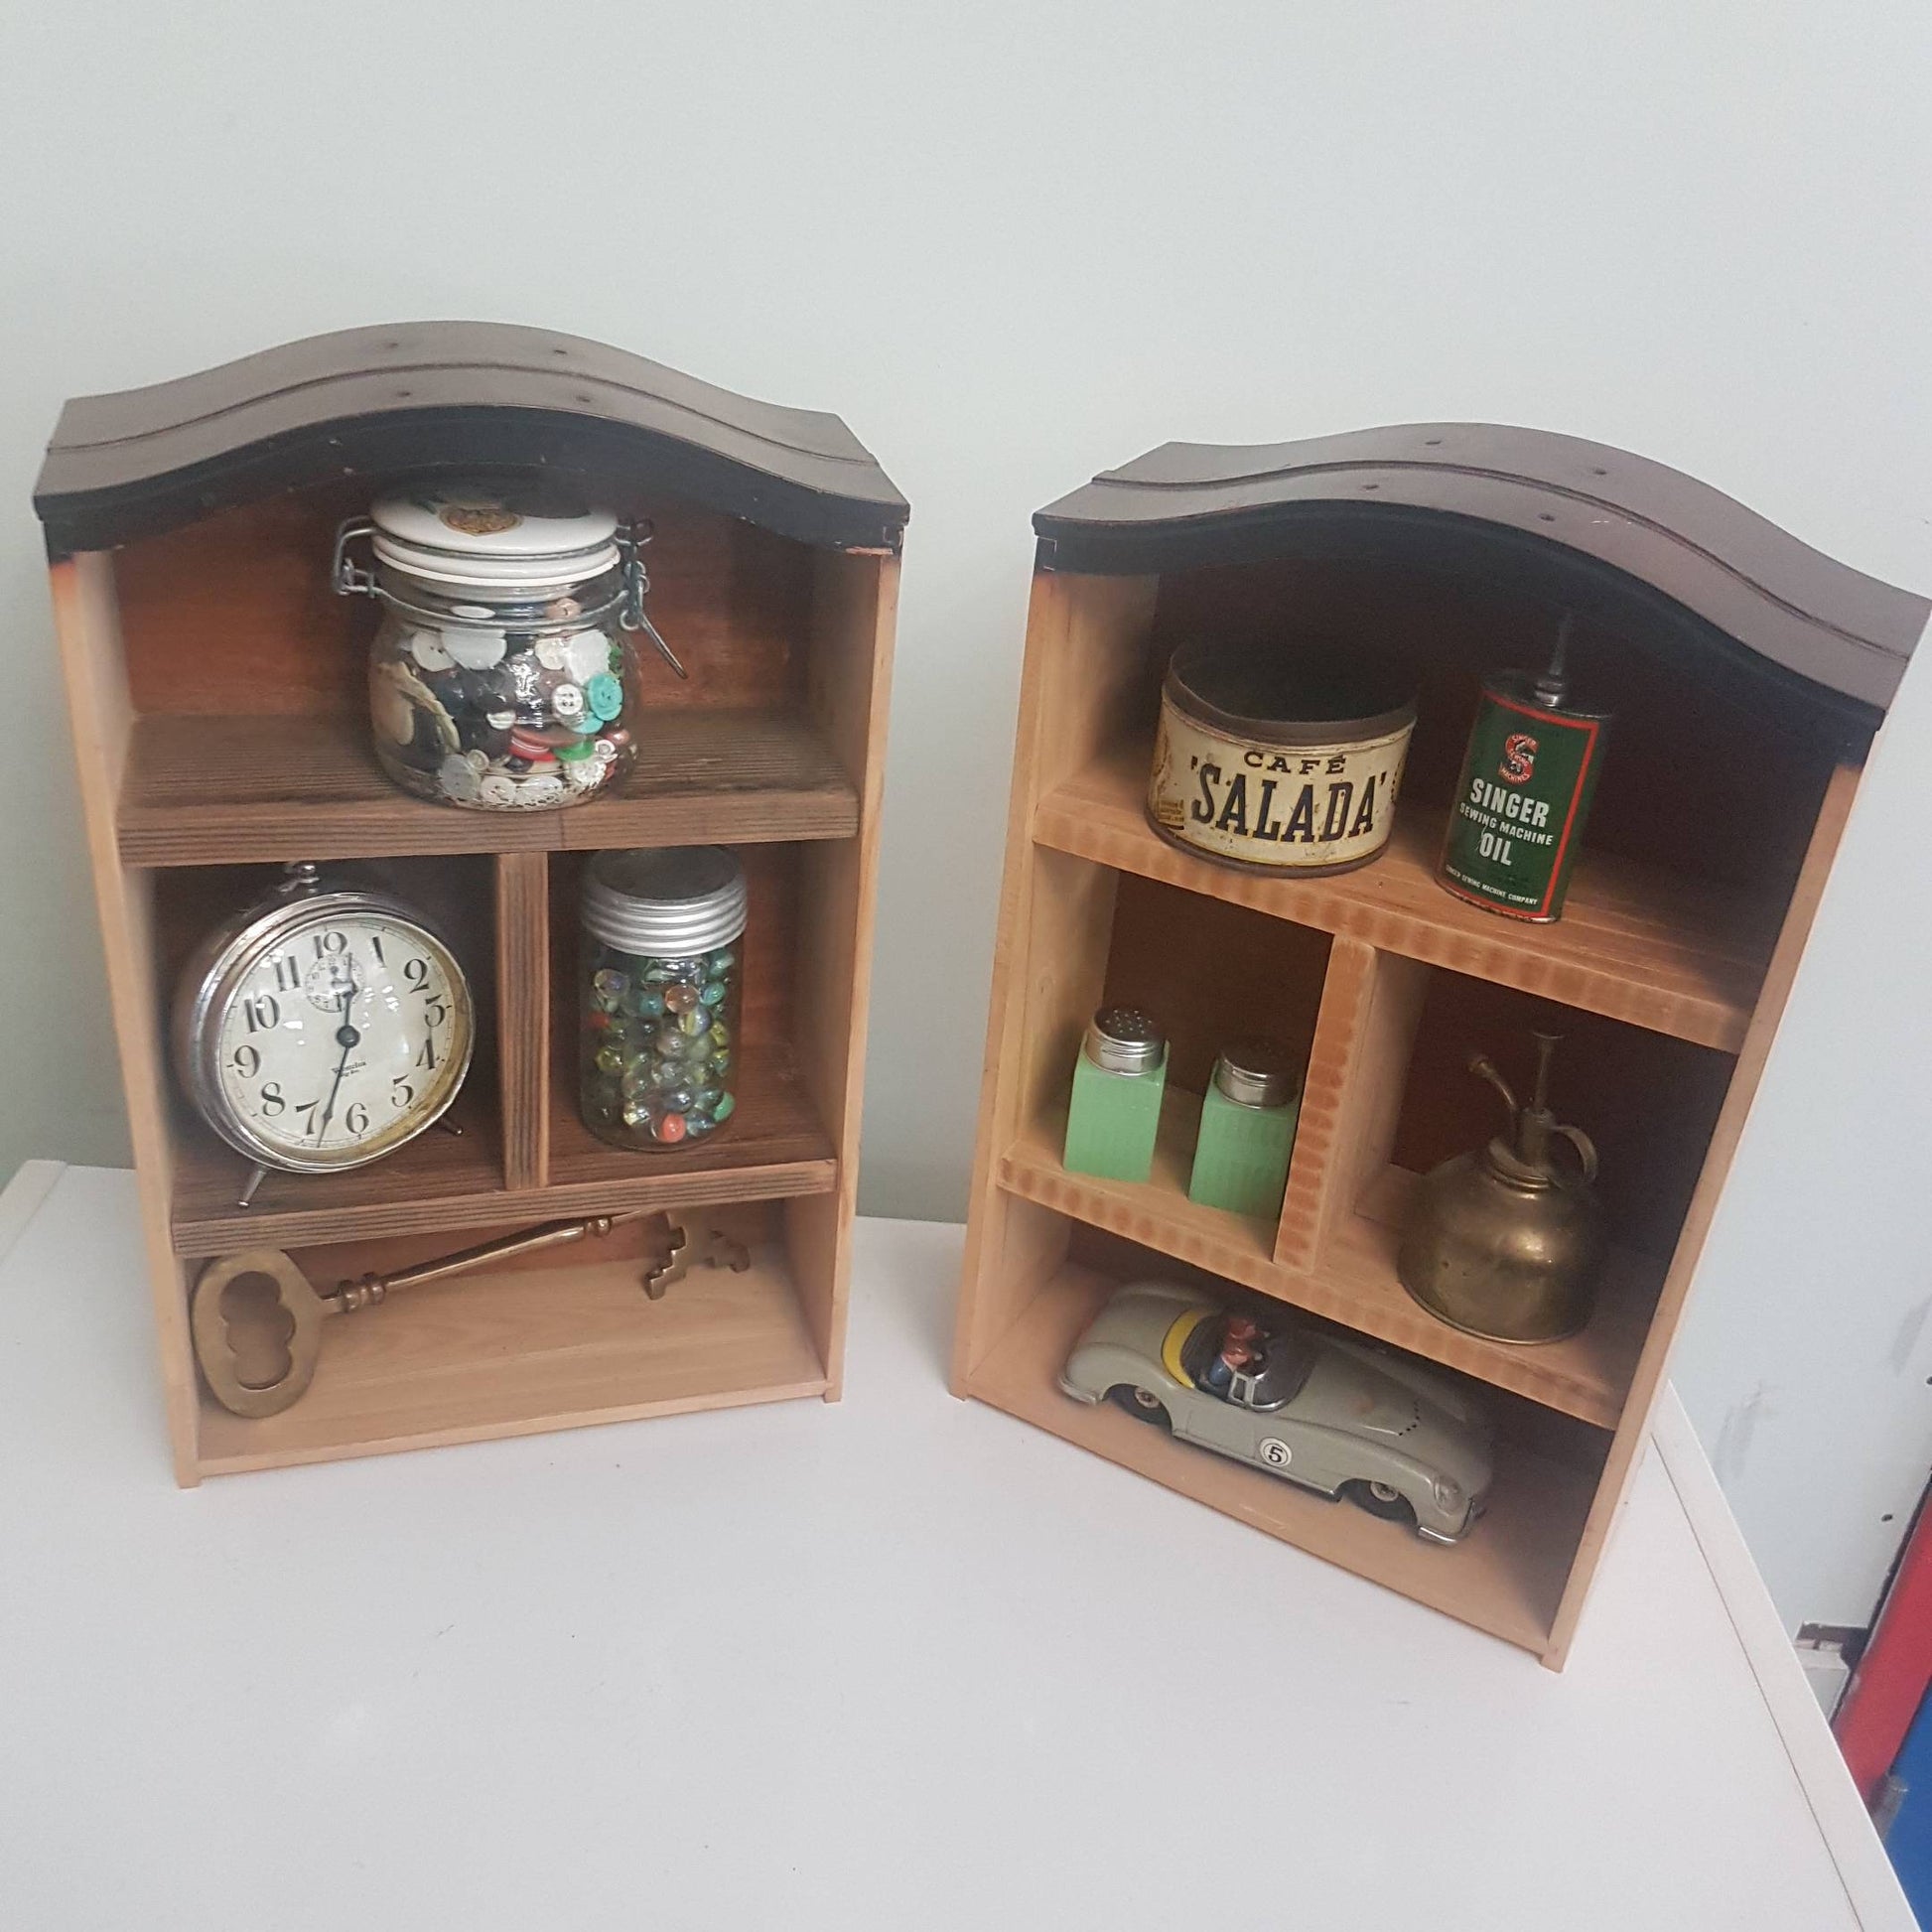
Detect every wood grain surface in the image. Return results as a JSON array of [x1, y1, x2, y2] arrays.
[[494, 854, 551, 1191], [966, 1263, 1596, 1656], [172, 1047, 836, 1256], [118, 709, 860, 866], [196, 1233, 826, 1474], [1035, 746, 1772, 1051], [998, 1103, 1651, 1432]]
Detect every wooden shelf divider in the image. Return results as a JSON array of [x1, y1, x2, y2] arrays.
[[170, 1045, 837, 1257], [1034, 746, 1775, 1053], [495, 852, 552, 1192], [998, 1104, 1652, 1432], [118, 708, 861, 867]]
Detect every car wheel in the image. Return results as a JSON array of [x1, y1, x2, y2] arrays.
[[1342, 1479, 1416, 1527], [1109, 1385, 1171, 1431]]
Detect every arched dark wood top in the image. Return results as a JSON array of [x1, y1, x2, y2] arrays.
[[1035, 423, 1926, 724], [34, 321, 910, 557]]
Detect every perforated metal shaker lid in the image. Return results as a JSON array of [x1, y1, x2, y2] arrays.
[[1082, 1007, 1167, 1075], [581, 847, 748, 956]]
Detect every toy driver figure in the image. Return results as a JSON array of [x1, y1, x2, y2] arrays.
[[1201, 1314, 1263, 1396]]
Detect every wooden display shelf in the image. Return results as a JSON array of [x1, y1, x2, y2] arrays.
[[170, 1046, 836, 1257], [1035, 744, 1773, 1053], [196, 1226, 827, 1475], [41, 322, 904, 1483], [966, 1263, 1598, 1656], [958, 429, 1926, 1667], [118, 708, 859, 867], [999, 1102, 1654, 1431]]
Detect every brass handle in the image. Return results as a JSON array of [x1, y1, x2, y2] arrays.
[[194, 1214, 641, 1418], [1551, 1122, 1598, 1183], [333, 1216, 619, 1311], [190, 1249, 330, 1420]]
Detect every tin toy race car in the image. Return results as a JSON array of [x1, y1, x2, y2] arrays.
[[1058, 1281, 1494, 1543]]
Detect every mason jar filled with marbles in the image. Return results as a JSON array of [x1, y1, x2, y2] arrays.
[[579, 846, 746, 1150], [335, 480, 685, 811]]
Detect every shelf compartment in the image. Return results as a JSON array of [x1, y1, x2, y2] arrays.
[[118, 708, 859, 867], [172, 1044, 834, 1256], [1033, 745, 1775, 1052], [965, 1261, 1599, 1657], [194, 1207, 826, 1474], [545, 1044, 838, 1203], [1000, 1109, 1650, 1431]]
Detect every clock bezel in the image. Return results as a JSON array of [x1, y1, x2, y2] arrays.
[[173, 883, 477, 1175]]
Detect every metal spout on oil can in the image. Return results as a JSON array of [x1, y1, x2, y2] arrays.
[[1397, 1031, 1607, 1344], [1532, 612, 1576, 711]]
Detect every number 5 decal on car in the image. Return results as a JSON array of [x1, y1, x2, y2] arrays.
[[1258, 1438, 1292, 1467]]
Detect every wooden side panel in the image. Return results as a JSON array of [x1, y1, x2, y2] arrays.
[[1274, 940, 1429, 1274], [49, 553, 201, 1484], [1542, 760, 1864, 1667], [495, 853, 550, 1190], [952, 573, 1159, 1385], [782, 551, 898, 1393]]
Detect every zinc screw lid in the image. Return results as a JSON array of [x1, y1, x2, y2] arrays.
[[582, 847, 748, 956]]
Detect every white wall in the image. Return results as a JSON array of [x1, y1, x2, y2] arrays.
[[0, 1, 1925, 1629]]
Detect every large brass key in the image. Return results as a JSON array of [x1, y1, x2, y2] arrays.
[[193, 1214, 651, 1419]]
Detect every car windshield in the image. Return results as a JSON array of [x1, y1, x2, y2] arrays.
[[1247, 1335, 1313, 1409], [1182, 1315, 1314, 1409]]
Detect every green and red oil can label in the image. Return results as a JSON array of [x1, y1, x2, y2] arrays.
[[1439, 680, 1608, 921]]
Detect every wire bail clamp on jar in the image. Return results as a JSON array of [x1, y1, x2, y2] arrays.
[[331, 514, 686, 678]]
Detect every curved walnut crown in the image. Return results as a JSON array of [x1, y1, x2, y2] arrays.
[[1035, 424, 1926, 738], [34, 321, 910, 558]]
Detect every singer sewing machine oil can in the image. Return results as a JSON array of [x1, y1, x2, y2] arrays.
[[1439, 621, 1610, 923]]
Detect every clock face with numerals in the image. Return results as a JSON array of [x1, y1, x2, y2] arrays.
[[178, 885, 475, 1174]]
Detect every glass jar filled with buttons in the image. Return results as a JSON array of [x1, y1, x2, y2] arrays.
[[579, 846, 746, 1150], [334, 480, 687, 811]]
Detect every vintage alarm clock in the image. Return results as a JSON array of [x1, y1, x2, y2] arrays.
[[173, 863, 475, 1181]]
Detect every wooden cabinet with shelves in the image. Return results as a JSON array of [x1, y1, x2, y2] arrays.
[[36, 322, 905, 1484], [953, 423, 1926, 1668]]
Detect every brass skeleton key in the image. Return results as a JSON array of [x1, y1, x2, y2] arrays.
[[192, 1215, 637, 1420]]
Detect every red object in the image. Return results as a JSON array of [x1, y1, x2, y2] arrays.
[[1836, 1488, 1932, 1799], [653, 1112, 688, 1144], [508, 726, 556, 763]]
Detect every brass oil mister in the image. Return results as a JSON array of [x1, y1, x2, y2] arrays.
[[1398, 1032, 1605, 1343]]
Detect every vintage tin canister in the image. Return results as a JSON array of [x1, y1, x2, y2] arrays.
[[1439, 670, 1611, 922], [1148, 638, 1417, 877]]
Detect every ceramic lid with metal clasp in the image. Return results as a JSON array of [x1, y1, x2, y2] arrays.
[[367, 483, 623, 592], [334, 478, 685, 676]]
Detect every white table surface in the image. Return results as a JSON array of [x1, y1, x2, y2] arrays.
[[0, 1164, 1907, 1932]]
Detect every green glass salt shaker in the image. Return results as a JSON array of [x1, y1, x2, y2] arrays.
[[1062, 1008, 1168, 1183], [1187, 1038, 1302, 1218]]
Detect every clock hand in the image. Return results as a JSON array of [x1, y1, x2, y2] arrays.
[[316, 979, 360, 1143]]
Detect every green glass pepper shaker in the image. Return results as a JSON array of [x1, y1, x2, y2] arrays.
[[1187, 1038, 1302, 1218], [1062, 1008, 1168, 1183]]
